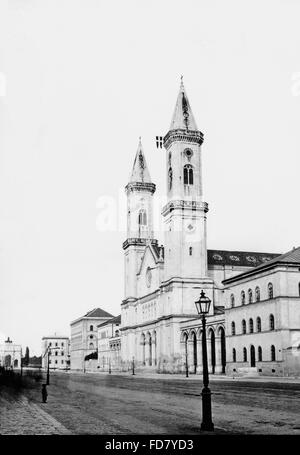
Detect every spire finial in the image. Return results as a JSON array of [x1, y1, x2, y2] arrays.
[[180, 75, 184, 91]]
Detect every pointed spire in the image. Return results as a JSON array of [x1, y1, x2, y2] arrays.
[[169, 77, 198, 131], [129, 138, 152, 183]]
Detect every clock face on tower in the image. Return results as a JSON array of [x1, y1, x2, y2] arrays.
[[146, 267, 152, 288]]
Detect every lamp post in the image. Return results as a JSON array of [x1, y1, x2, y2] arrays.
[[195, 290, 214, 432], [46, 347, 50, 385], [108, 358, 111, 374], [132, 356, 135, 375], [185, 343, 189, 378]]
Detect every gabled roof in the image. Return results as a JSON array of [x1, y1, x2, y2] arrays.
[[129, 138, 152, 184], [208, 249, 280, 268], [223, 246, 300, 285], [97, 314, 121, 328], [169, 78, 198, 131], [84, 308, 114, 318]]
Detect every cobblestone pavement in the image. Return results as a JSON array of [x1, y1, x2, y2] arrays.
[[0, 386, 72, 435], [1, 372, 300, 435]]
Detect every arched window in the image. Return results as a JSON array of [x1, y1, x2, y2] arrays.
[[249, 318, 254, 333], [90, 335, 93, 339], [271, 345, 276, 361], [90, 325, 93, 331], [89, 343, 94, 350], [243, 347, 247, 362], [230, 294, 235, 308], [268, 282, 273, 299], [256, 317, 261, 332], [269, 314, 275, 331], [138, 209, 147, 226], [255, 286, 260, 302], [231, 321, 236, 336], [168, 167, 173, 190], [115, 330, 119, 337], [189, 247, 193, 256], [183, 165, 193, 185], [232, 348, 236, 362], [258, 346, 262, 362], [241, 290, 245, 305], [248, 289, 253, 304], [242, 319, 246, 334]]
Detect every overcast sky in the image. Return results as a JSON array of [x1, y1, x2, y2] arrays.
[[1, 0, 300, 355]]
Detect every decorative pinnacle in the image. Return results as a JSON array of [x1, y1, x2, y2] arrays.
[[180, 75, 184, 91]]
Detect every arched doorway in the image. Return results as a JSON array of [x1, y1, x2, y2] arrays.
[[192, 332, 197, 374], [141, 333, 146, 365], [250, 345, 256, 367], [209, 329, 216, 374], [14, 359, 18, 368], [4, 355, 11, 368], [219, 327, 226, 374], [148, 333, 152, 366]]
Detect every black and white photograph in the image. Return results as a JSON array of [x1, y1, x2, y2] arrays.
[[0, 0, 300, 444]]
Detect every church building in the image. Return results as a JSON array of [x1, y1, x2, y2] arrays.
[[120, 80, 300, 376]]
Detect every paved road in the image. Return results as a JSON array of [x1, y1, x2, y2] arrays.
[[2, 371, 298, 435]]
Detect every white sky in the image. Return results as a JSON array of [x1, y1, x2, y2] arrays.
[[0, 0, 300, 355]]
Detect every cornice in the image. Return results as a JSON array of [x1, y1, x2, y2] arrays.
[[163, 129, 204, 149], [125, 182, 156, 194], [122, 238, 158, 250], [161, 200, 209, 216]]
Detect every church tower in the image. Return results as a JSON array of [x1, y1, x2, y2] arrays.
[[162, 79, 210, 285], [123, 139, 157, 301]]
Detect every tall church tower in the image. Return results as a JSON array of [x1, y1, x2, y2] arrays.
[[162, 79, 210, 286], [123, 139, 157, 301]]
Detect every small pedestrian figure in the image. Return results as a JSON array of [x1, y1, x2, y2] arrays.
[[42, 384, 48, 403]]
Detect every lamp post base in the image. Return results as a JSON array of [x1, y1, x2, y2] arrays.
[[200, 386, 214, 432]]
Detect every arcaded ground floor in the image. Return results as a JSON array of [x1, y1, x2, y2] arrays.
[[1, 371, 300, 435]]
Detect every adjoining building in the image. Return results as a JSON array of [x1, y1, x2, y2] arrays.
[[70, 308, 114, 370], [41, 334, 70, 370], [0, 337, 21, 369], [97, 315, 121, 372], [223, 247, 300, 377]]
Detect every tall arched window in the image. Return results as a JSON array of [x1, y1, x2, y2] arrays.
[[255, 286, 260, 302], [232, 348, 236, 362], [271, 345, 276, 361], [242, 319, 247, 334], [183, 165, 193, 185], [256, 317, 261, 332], [248, 289, 253, 304], [90, 325, 93, 331], [249, 318, 254, 333], [268, 282, 273, 299], [189, 247, 193, 256], [269, 314, 275, 331], [231, 321, 236, 336], [138, 209, 147, 226], [241, 291, 245, 305], [89, 343, 94, 349], [230, 294, 235, 308], [243, 347, 247, 362], [168, 167, 173, 190], [258, 346, 262, 361]]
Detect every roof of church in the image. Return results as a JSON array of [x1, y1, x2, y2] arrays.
[[170, 78, 198, 131], [222, 246, 300, 284], [97, 314, 121, 328], [83, 308, 114, 318], [129, 138, 152, 184], [207, 249, 280, 268]]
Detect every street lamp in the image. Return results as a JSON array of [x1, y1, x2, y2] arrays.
[[132, 356, 135, 375], [195, 290, 214, 432], [46, 347, 50, 385]]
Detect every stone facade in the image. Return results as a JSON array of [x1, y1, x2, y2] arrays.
[[41, 335, 70, 370], [0, 337, 21, 369], [70, 308, 113, 370]]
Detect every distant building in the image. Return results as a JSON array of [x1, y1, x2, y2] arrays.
[[0, 337, 21, 369], [97, 315, 121, 372], [42, 334, 70, 370], [70, 308, 114, 370]]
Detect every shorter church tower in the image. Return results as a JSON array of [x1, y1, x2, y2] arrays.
[[123, 139, 157, 302]]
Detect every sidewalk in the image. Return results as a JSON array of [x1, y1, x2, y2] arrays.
[[0, 386, 72, 435]]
